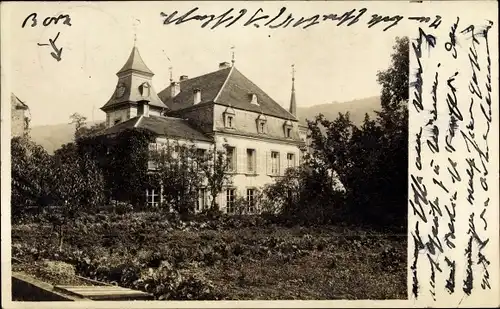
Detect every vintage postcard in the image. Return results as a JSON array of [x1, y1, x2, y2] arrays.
[[1, 1, 498, 308]]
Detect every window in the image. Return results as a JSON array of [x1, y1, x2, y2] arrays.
[[287, 153, 295, 169], [197, 188, 207, 212], [226, 188, 236, 214], [283, 121, 293, 138], [224, 107, 236, 128], [146, 188, 159, 208], [256, 114, 267, 134], [271, 151, 280, 175], [196, 148, 206, 158], [226, 146, 236, 172], [250, 93, 259, 105], [247, 149, 256, 173], [247, 188, 256, 213], [147, 160, 158, 171], [259, 122, 265, 133]]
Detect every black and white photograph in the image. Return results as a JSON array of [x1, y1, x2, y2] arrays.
[[1, 1, 498, 307]]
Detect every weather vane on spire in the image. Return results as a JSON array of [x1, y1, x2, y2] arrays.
[[291, 64, 295, 81], [231, 45, 235, 66], [169, 66, 173, 83], [133, 19, 141, 47]]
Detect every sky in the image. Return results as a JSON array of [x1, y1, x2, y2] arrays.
[[6, 1, 412, 126]]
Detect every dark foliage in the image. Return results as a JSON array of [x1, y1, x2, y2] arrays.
[[78, 129, 156, 208], [264, 37, 409, 230]]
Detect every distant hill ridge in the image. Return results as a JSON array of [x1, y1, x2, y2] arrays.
[[297, 96, 381, 126], [29, 96, 381, 154], [29, 121, 102, 154]]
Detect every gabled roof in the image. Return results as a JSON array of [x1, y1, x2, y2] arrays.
[[99, 115, 212, 142], [158, 67, 297, 121], [158, 67, 231, 110], [11, 93, 29, 110], [117, 47, 154, 76]]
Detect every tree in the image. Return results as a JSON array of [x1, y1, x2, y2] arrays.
[[69, 113, 88, 139], [150, 140, 205, 216], [371, 36, 409, 227], [11, 136, 56, 215], [78, 122, 107, 138], [303, 36, 409, 229], [198, 144, 233, 212], [51, 142, 105, 250]]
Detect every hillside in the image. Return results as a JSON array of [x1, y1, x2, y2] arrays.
[[29, 97, 380, 153], [297, 96, 381, 126], [29, 121, 101, 154]]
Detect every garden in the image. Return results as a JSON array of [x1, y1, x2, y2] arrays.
[[12, 211, 406, 300]]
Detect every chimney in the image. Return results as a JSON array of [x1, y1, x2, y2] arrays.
[[170, 81, 180, 97], [193, 88, 201, 105], [180, 75, 189, 81], [138, 100, 150, 117], [219, 62, 230, 70]]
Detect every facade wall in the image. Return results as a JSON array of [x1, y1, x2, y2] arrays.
[[106, 106, 137, 127], [213, 104, 302, 141], [212, 133, 301, 213], [145, 133, 301, 214], [11, 104, 27, 137]]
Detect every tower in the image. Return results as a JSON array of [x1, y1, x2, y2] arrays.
[[100, 46, 167, 128], [289, 64, 297, 117]]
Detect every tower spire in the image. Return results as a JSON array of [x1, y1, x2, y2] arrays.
[[231, 45, 235, 66], [289, 64, 297, 117]]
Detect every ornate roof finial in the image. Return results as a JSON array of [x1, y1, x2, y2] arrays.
[[169, 66, 173, 83], [133, 19, 140, 47], [289, 64, 297, 117], [231, 45, 235, 66]]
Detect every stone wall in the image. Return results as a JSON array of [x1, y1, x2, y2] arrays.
[[11, 103, 27, 137]]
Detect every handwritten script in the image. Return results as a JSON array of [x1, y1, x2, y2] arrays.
[[22, 13, 72, 62], [409, 16, 496, 305], [160, 7, 441, 31]]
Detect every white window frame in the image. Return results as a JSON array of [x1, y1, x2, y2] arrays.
[[247, 148, 256, 174], [146, 188, 159, 208], [197, 188, 207, 212], [226, 146, 236, 172], [271, 151, 280, 175], [246, 188, 256, 213], [226, 188, 236, 214]]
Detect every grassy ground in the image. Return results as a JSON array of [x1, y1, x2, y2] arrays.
[[11, 212, 407, 300]]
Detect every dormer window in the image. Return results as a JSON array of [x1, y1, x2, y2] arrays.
[[283, 120, 293, 138], [224, 106, 236, 129], [249, 93, 259, 105], [256, 114, 267, 134], [139, 82, 151, 97]]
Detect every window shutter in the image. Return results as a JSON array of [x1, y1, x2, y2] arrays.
[[236, 147, 241, 173], [255, 149, 260, 175], [266, 151, 270, 175]]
